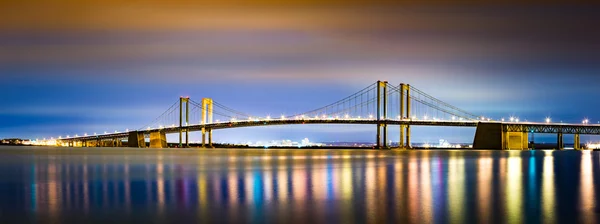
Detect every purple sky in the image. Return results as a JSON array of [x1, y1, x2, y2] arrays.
[[2, 2, 600, 143]]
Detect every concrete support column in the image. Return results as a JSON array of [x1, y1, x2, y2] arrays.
[[150, 131, 167, 148], [557, 133, 564, 150], [128, 131, 146, 148], [201, 128, 206, 147], [503, 131, 528, 150], [574, 134, 581, 150], [207, 128, 213, 147]]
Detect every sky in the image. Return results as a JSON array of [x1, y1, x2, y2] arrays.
[[1, 1, 600, 144]]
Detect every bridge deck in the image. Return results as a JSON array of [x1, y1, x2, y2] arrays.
[[59, 119, 600, 142]]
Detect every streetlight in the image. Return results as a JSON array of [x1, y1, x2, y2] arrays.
[[545, 117, 551, 123], [510, 117, 515, 122]]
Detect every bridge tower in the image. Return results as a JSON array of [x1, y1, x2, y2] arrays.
[[574, 133, 581, 150], [201, 98, 214, 147], [179, 97, 190, 148], [399, 83, 411, 149], [376, 81, 388, 149]]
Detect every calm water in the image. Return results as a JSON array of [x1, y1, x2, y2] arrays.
[[0, 146, 598, 223]]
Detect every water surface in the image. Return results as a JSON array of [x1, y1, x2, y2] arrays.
[[0, 146, 598, 223]]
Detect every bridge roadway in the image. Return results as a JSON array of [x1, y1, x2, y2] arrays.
[[61, 119, 478, 142], [59, 119, 600, 142]]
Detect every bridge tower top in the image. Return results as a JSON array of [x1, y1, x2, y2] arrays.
[[201, 98, 213, 125]]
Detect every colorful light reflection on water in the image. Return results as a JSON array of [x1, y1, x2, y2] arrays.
[[0, 147, 598, 223]]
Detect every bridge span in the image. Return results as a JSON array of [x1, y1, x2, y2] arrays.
[[51, 81, 599, 150]]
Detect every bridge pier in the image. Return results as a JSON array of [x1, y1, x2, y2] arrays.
[[128, 131, 146, 148], [504, 131, 529, 150], [473, 123, 529, 150], [150, 131, 167, 148], [574, 134, 581, 150], [208, 129, 213, 147], [557, 133, 564, 150]]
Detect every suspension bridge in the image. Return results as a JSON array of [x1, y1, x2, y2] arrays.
[[53, 81, 600, 150]]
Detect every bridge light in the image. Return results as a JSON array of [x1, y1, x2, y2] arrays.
[[424, 115, 428, 120], [84, 133, 87, 136], [358, 116, 361, 119], [515, 118, 519, 122], [280, 115, 285, 120], [266, 115, 271, 120], [67, 135, 70, 138], [126, 129, 129, 132], [345, 114, 349, 119], [545, 117, 551, 123], [369, 114, 373, 119], [451, 116, 456, 120], [510, 117, 515, 122], [501, 118, 505, 122], [75, 134, 78, 137], [335, 115, 340, 119]]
